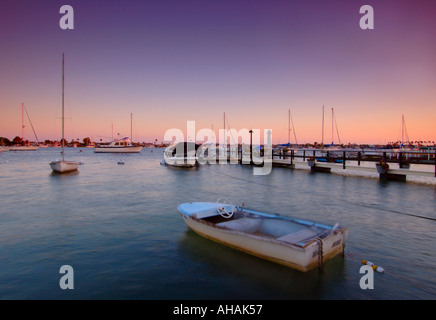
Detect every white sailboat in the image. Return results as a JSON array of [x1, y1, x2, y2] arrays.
[[8, 103, 39, 151], [94, 114, 142, 153], [50, 53, 79, 173]]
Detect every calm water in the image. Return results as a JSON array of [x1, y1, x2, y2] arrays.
[[0, 147, 435, 300]]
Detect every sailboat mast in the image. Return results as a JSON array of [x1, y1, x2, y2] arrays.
[[290, 110, 298, 145], [23, 104, 39, 144], [331, 108, 334, 145], [321, 105, 324, 149], [288, 109, 291, 144], [62, 52, 65, 161], [22, 102, 25, 141], [333, 108, 341, 144], [131, 113, 133, 142], [402, 114, 404, 147], [223, 112, 226, 146]]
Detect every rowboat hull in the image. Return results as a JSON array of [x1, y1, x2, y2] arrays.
[[50, 160, 79, 173], [178, 202, 348, 272]]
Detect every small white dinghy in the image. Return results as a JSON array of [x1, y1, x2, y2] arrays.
[[50, 158, 79, 173], [178, 200, 348, 272]]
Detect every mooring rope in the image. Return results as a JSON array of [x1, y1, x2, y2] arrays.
[[203, 164, 282, 190], [316, 238, 325, 272]]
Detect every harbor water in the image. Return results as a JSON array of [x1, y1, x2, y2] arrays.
[[0, 148, 435, 299]]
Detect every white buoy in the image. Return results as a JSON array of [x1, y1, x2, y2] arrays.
[[362, 260, 385, 273]]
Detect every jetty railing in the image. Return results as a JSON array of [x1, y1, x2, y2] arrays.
[[271, 148, 436, 177]]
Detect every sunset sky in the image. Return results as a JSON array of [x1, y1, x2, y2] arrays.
[[1, 0, 435, 144]]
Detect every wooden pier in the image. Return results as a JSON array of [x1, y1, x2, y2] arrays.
[[270, 149, 436, 181]]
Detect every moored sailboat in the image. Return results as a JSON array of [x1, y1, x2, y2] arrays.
[[9, 103, 39, 151], [50, 53, 79, 173]]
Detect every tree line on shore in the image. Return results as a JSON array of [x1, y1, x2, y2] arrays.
[[0, 136, 167, 148]]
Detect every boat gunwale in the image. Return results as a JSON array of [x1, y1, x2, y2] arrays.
[[182, 212, 347, 250]]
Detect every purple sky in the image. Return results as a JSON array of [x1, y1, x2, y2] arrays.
[[1, 0, 435, 144]]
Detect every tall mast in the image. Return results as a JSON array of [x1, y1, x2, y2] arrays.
[[321, 105, 324, 149], [288, 109, 291, 144], [333, 108, 341, 144], [22, 102, 25, 141], [290, 109, 298, 145], [223, 112, 226, 146], [62, 53, 65, 161], [331, 107, 334, 145], [23, 104, 39, 144], [401, 114, 409, 148], [131, 113, 133, 142], [402, 114, 404, 147]]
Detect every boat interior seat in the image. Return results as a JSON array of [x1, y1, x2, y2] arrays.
[[216, 217, 262, 233], [195, 208, 220, 219], [258, 218, 307, 238], [277, 229, 318, 244]]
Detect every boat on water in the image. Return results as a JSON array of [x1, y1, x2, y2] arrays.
[[8, 145, 39, 151], [95, 113, 142, 153], [163, 142, 200, 168], [10, 103, 39, 151], [94, 136, 142, 153], [178, 201, 348, 272], [49, 53, 79, 173]]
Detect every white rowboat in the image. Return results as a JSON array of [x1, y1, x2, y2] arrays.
[[178, 201, 348, 272]]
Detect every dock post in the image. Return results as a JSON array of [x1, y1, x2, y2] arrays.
[[291, 149, 294, 166], [357, 152, 361, 166], [303, 150, 306, 161], [249, 130, 253, 165], [343, 151, 346, 169], [399, 152, 403, 168]]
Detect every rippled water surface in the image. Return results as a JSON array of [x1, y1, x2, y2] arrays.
[[0, 148, 435, 299]]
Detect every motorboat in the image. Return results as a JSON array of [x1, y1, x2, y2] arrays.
[[178, 200, 348, 272], [94, 136, 142, 153], [163, 142, 199, 168]]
